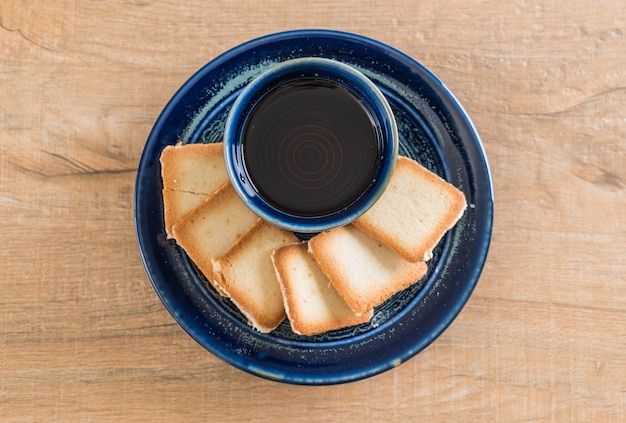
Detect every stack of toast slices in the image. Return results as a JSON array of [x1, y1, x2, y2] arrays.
[[159, 142, 466, 336]]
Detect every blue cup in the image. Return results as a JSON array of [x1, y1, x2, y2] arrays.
[[224, 57, 398, 233]]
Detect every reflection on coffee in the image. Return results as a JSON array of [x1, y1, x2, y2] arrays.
[[242, 80, 378, 216]]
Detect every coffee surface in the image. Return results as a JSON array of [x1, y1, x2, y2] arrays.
[[243, 80, 378, 216]]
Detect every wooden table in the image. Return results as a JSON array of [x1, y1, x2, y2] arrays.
[[2, 1, 625, 421]]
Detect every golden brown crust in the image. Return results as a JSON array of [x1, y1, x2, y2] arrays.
[[353, 156, 467, 262], [308, 225, 428, 315], [272, 243, 373, 336], [211, 220, 298, 333]]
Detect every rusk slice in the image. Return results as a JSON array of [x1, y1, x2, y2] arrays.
[[212, 220, 299, 333], [162, 189, 207, 238], [308, 225, 428, 315], [272, 243, 373, 336], [353, 156, 467, 262], [172, 182, 259, 293], [160, 142, 227, 193], [160, 142, 228, 238]]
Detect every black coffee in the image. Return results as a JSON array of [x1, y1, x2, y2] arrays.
[[242, 80, 379, 216]]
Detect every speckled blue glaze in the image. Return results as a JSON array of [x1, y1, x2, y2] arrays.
[[223, 57, 398, 233], [134, 29, 494, 385]]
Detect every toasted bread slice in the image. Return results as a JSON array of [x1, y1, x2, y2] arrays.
[[308, 225, 428, 315], [160, 142, 228, 238], [272, 243, 374, 336], [211, 220, 299, 333], [172, 182, 259, 293], [353, 156, 467, 262], [162, 189, 207, 238]]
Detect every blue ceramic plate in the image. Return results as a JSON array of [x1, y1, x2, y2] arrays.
[[134, 29, 493, 385]]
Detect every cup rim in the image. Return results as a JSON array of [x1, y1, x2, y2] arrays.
[[224, 57, 398, 233]]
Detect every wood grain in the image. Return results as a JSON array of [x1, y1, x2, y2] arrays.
[[1, 0, 625, 421]]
